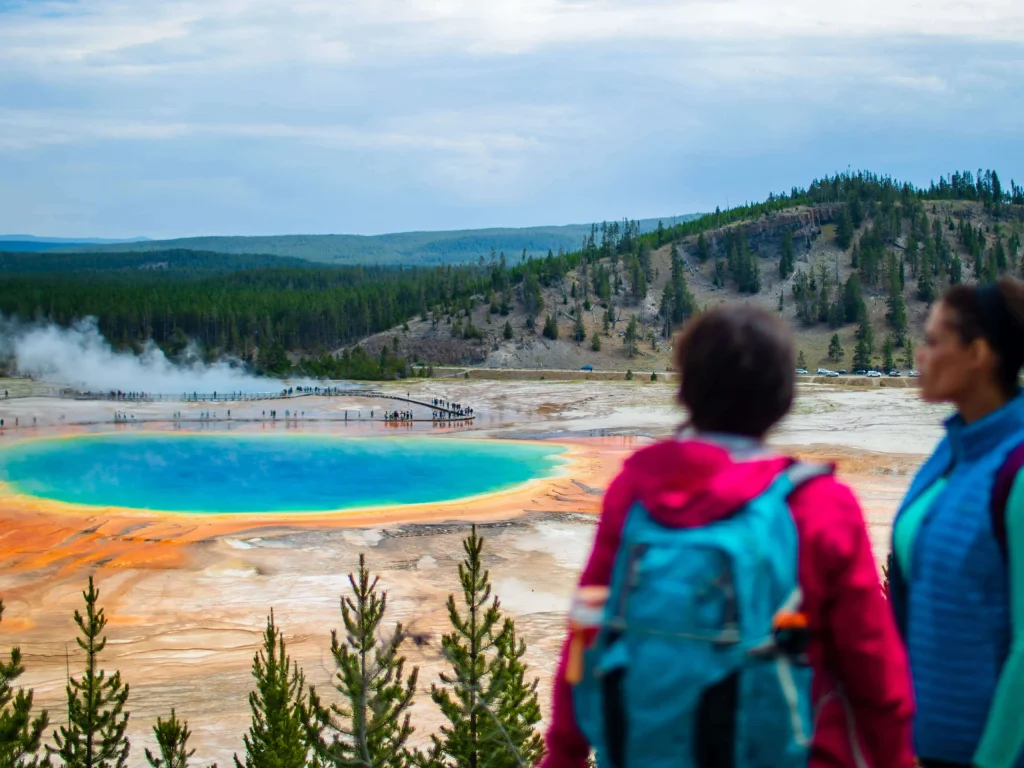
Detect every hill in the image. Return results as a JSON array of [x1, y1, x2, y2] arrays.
[[0, 248, 313, 274], [3, 169, 1021, 381], [0, 235, 149, 252], [42, 216, 700, 266], [354, 170, 1024, 375]]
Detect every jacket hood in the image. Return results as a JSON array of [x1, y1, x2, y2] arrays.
[[622, 436, 793, 528]]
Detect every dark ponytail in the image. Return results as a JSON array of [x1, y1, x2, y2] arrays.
[[942, 277, 1024, 396]]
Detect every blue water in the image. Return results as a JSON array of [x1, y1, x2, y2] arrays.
[[0, 434, 567, 513]]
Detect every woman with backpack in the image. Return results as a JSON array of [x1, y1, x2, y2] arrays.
[[542, 303, 914, 768], [888, 277, 1024, 768]]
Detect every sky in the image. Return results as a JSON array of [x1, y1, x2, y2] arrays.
[[1, 0, 1023, 239]]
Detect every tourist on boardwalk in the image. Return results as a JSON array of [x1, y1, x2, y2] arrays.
[[542, 304, 913, 768], [889, 277, 1024, 768]]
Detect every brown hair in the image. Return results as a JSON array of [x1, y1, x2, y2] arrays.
[[674, 303, 796, 438], [942, 277, 1024, 396]]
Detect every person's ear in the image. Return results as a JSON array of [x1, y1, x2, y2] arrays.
[[967, 337, 998, 376]]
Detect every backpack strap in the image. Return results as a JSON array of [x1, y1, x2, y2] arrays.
[[992, 441, 1024, 560], [783, 461, 835, 492], [760, 460, 834, 505]]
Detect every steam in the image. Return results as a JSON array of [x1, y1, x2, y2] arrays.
[[1, 317, 333, 395]]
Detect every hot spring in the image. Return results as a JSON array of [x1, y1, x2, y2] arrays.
[[0, 434, 568, 514]]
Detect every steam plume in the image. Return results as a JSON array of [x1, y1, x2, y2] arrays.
[[1, 317, 330, 394]]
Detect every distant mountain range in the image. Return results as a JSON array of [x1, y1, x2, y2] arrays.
[[0, 235, 151, 253], [0, 216, 700, 266]]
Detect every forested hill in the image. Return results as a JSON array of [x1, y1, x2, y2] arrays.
[[2, 168, 1022, 381], [0, 248, 311, 274], [42, 216, 700, 266]]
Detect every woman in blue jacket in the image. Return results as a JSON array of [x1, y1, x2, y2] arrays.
[[890, 277, 1024, 768]]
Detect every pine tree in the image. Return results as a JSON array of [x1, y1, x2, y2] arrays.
[[883, 336, 896, 372], [886, 290, 908, 345], [696, 232, 710, 263], [49, 577, 130, 768], [235, 611, 310, 768], [778, 231, 795, 280], [487, 625, 544, 768], [306, 555, 420, 768], [797, 351, 807, 370], [836, 208, 855, 250], [853, 339, 871, 372], [541, 315, 558, 341], [502, 321, 513, 341], [430, 527, 543, 768], [842, 273, 863, 326], [917, 256, 937, 303], [903, 338, 916, 370], [590, 333, 601, 352], [624, 316, 639, 358], [828, 334, 845, 362], [572, 308, 586, 345], [144, 711, 195, 768], [0, 599, 50, 768]]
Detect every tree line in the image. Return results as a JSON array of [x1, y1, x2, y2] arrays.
[[3, 168, 1022, 379], [0, 527, 544, 768]]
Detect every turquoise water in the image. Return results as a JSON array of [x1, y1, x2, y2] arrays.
[[0, 434, 567, 513]]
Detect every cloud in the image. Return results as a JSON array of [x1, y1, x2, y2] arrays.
[[0, 0, 1022, 237]]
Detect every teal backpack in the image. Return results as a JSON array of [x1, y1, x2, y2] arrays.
[[572, 462, 830, 768]]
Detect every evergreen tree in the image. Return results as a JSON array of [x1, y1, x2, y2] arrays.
[[836, 208, 855, 250], [778, 231, 795, 280], [49, 578, 130, 768], [950, 256, 963, 285], [855, 314, 875, 358], [853, 339, 872, 372], [886, 290, 908, 345], [839, 274, 864, 323], [489, 625, 543, 768], [903, 338, 916, 369], [235, 611, 310, 768], [0, 600, 50, 768], [696, 232, 710, 263], [306, 555, 420, 768], [797, 351, 807, 369], [828, 334, 845, 362], [817, 268, 831, 324], [144, 711, 195, 768], [430, 527, 543, 768], [624, 316, 639, 358], [883, 336, 896, 372], [572, 307, 586, 345], [541, 315, 558, 341], [502, 321, 513, 341], [590, 333, 601, 352], [916, 255, 937, 303]]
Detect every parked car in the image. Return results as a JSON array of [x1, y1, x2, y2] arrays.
[[580, 366, 593, 372], [888, 370, 901, 377], [826, 371, 840, 378], [837, 369, 848, 375], [867, 370, 883, 378], [816, 368, 831, 375], [796, 368, 809, 375], [909, 370, 921, 378], [853, 369, 868, 376]]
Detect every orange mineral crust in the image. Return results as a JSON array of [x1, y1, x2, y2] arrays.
[[0, 382, 940, 766]]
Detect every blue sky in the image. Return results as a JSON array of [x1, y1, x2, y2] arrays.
[[1, 0, 1023, 239]]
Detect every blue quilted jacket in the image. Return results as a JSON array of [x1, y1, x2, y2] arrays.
[[889, 391, 1024, 766]]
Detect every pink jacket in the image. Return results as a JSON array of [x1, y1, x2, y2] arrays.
[[542, 438, 915, 768]]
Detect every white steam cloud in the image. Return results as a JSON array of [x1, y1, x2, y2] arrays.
[[1, 317, 334, 395]]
